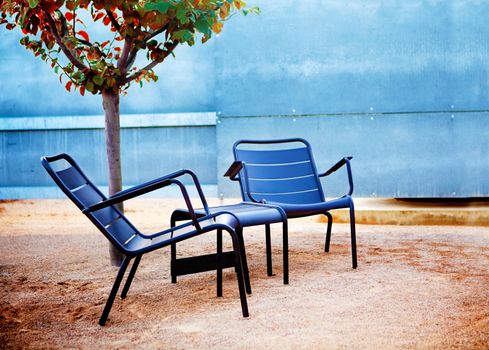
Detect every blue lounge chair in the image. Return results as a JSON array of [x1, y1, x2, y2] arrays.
[[41, 153, 249, 325], [226, 138, 357, 269]]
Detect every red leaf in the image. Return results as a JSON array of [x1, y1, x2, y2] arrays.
[[93, 12, 104, 22], [65, 81, 72, 92], [59, 74, 63, 83], [113, 47, 121, 52], [103, 16, 111, 26], [22, 28, 28, 34], [65, 12, 74, 21], [77, 30, 89, 41], [100, 40, 110, 48], [80, 86, 85, 96]]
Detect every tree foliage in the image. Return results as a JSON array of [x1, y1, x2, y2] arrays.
[[0, 0, 258, 95]]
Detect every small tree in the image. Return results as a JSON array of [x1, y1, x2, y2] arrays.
[[1, 0, 257, 265]]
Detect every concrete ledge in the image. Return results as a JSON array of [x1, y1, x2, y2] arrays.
[[0, 112, 216, 131], [321, 198, 489, 226]]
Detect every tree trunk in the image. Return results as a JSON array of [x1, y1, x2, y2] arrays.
[[102, 90, 125, 266]]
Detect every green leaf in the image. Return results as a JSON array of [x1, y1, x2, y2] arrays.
[[173, 29, 193, 43], [194, 18, 211, 36], [176, 7, 188, 24], [144, 1, 172, 14], [93, 75, 104, 86], [86, 81, 95, 92], [28, 0, 38, 8]]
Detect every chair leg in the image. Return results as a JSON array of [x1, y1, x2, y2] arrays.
[[283, 220, 289, 285], [121, 255, 142, 299], [350, 202, 358, 269], [217, 228, 223, 297], [236, 227, 252, 294], [99, 256, 130, 326], [324, 212, 333, 252], [265, 224, 273, 277], [170, 243, 177, 283], [170, 218, 177, 283], [226, 228, 249, 318]]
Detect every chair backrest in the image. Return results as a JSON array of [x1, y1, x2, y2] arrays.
[[233, 138, 325, 204], [41, 154, 139, 251]]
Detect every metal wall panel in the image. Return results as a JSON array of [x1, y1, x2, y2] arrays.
[[0, 124, 216, 198], [217, 112, 489, 198]]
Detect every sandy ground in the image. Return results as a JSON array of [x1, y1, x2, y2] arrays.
[[1, 199, 489, 349]]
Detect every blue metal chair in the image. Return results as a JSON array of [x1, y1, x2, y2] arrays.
[[41, 153, 249, 326], [226, 138, 357, 269]]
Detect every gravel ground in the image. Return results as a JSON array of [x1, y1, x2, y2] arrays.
[[1, 199, 489, 349]]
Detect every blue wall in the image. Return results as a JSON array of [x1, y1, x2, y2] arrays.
[[0, 31, 215, 117], [1, 1, 488, 198], [214, 0, 489, 198], [216, 0, 489, 116]]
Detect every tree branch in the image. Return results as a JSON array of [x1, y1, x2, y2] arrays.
[[124, 24, 170, 72], [105, 9, 121, 33], [144, 24, 169, 42], [42, 9, 88, 72], [125, 41, 178, 84], [126, 49, 138, 71], [117, 38, 133, 75], [56, 10, 68, 37]]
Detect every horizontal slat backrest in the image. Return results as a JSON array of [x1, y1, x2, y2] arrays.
[[72, 185, 104, 207], [235, 144, 323, 204], [106, 217, 137, 245], [245, 161, 315, 179], [56, 166, 87, 190], [253, 190, 323, 205], [72, 185, 135, 246], [236, 147, 311, 165], [248, 176, 318, 194], [42, 154, 139, 251], [92, 207, 120, 227]]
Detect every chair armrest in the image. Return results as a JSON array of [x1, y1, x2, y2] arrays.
[[319, 157, 353, 177], [84, 169, 209, 217], [114, 169, 209, 213], [224, 161, 244, 181], [84, 173, 178, 212], [226, 162, 262, 204], [318, 157, 354, 196]]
